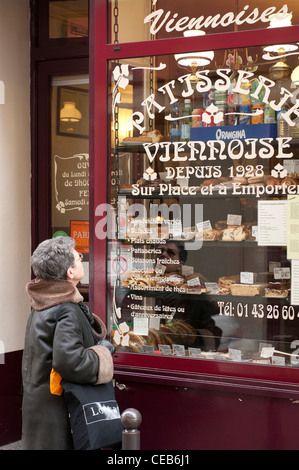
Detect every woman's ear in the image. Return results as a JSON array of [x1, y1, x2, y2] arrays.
[[66, 267, 74, 280]]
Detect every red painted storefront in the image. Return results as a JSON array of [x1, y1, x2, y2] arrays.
[[3, 0, 299, 450]]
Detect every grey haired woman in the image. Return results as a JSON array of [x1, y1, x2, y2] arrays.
[[22, 236, 114, 450]]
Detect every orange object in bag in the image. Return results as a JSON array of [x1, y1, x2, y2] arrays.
[[50, 368, 63, 396]]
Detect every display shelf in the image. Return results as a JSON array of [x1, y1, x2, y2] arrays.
[[190, 122, 278, 141]]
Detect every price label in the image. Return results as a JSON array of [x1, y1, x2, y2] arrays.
[[196, 220, 212, 232], [272, 356, 285, 365], [142, 345, 155, 354], [187, 276, 201, 287], [269, 261, 281, 273], [229, 348, 242, 361], [155, 261, 166, 275], [171, 222, 182, 238], [182, 265, 194, 276], [205, 282, 218, 294], [133, 317, 148, 336], [188, 347, 202, 357], [240, 271, 254, 284], [260, 347, 275, 358], [274, 267, 290, 279], [158, 344, 172, 355], [227, 214, 242, 226], [173, 344, 185, 356]]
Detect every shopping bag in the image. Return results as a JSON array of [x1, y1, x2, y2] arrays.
[[50, 368, 64, 396], [61, 379, 123, 450]]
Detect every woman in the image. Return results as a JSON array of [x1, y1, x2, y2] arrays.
[[22, 236, 114, 450]]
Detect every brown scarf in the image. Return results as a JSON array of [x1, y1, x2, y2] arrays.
[[26, 278, 84, 311]]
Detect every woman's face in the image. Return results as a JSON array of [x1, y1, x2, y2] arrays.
[[156, 242, 182, 273], [67, 250, 85, 284]]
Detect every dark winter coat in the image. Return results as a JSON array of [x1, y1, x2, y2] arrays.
[[22, 278, 113, 450]]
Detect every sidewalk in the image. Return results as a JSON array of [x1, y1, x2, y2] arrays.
[[0, 440, 22, 450]]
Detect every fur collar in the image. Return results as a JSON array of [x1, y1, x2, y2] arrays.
[[26, 278, 84, 311]]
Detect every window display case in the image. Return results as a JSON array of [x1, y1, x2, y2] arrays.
[[92, 0, 299, 449], [106, 42, 299, 369]]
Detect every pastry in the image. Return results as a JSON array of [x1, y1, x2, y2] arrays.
[[218, 275, 240, 291], [128, 276, 153, 287], [221, 225, 248, 241], [122, 129, 163, 143], [264, 287, 289, 298], [230, 283, 264, 296], [264, 281, 290, 298], [125, 332, 148, 352], [195, 229, 222, 241], [214, 220, 228, 230], [233, 176, 247, 184], [165, 273, 185, 286], [281, 176, 298, 187], [184, 273, 203, 285], [247, 176, 264, 184], [264, 175, 281, 186]]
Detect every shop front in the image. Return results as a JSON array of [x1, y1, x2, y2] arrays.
[[91, 0, 299, 449]]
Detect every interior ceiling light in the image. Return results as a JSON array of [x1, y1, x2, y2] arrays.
[[290, 42, 299, 86], [263, 12, 297, 54], [60, 102, 82, 122], [291, 65, 299, 86], [262, 12, 296, 81], [174, 30, 214, 68]]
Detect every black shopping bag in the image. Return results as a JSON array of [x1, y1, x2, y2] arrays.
[[61, 380, 123, 450]]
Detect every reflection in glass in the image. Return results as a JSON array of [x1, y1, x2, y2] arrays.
[[108, 0, 299, 44], [50, 75, 90, 292], [49, 0, 88, 39]]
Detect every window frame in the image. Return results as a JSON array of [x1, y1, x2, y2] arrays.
[[91, 0, 299, 383]]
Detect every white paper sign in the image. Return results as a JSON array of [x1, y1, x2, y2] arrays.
[[171, 222, 182, 238], [173, 344, 185, 356], [187, 276, 201, 286], [205, 282, 218, 294], [260, 347, 275, 358], [258, 200, 287, 246], [227, 214, 242, 226], [196, 220, 212, 232], [149, 316, 160, 330], [188, 347, 202, 357], [155, 261, 166, 275], [229, 348, 242, 361], [240, 271, 254, 284], [133, 317, 149, 336], [272, 356, 285, 365], [158, 344, 172, 355], [287, 195, 299, 259], [274, 267, 290, 279], [291, 260, 299, 305], [269, 261, 281, 273], [181, 265, 194, 276]]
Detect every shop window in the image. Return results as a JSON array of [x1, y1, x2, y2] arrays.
[[49, 0, 88, 39], [106, 39, 299, 367], [108, 0, 299, 44], [51, 74, 90, 290]]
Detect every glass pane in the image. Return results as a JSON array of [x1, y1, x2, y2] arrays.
[[51, 74, 90, 296], [49, 0, 88, 38], [108, 0, 299, 44], [106, 41, 299, 366]]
